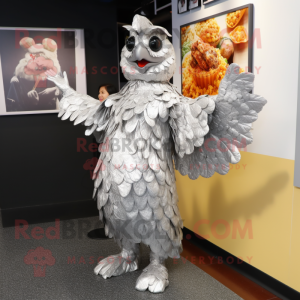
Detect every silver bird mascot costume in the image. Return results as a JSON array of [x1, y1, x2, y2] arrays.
[[46, 15, 267, 293]]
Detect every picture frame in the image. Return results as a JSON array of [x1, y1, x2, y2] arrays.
[[188, 0, 200, 10], [178, 0, 188, 14], [0, 27, 86, 116], [180, 4, 253, 97], [203, 0, 218, 4]]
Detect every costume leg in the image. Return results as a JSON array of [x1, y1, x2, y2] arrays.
[[135, 251, 169, 293], [94, 239, 139, 279]]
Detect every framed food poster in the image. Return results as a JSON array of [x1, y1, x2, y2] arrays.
[[188, 0, 200, 10], [180, 4, 253, 98], [0, 27, 86, 115], [178, 0, 188, 14]]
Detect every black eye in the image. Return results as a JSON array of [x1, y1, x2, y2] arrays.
[[126, 36, 135, 52], [149, 36, 162, 52]]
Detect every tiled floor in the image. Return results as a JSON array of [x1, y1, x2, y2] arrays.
[[0, 215, 279, 300]]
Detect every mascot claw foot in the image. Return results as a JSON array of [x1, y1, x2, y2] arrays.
[[94, 249, 138, 279], [135, 261, 169, 293]]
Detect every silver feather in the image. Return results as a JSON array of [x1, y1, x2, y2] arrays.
[[48, 14, 267, 294]]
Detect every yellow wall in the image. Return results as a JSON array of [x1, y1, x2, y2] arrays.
[[289, 187, 300, 291], [176, 151, 300, 292]]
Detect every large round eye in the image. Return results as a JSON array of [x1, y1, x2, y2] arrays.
[[149, 36, 162, 52], [126, 36, 135, 52]]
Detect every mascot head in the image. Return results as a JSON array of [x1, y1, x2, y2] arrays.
[[120, 15, 176, 82], [15, 37, 61, 81]]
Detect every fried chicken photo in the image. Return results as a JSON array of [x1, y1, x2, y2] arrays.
[[191, 38, 219, 71]]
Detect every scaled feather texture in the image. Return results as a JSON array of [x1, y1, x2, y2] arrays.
[[48, 15, 267, 293]]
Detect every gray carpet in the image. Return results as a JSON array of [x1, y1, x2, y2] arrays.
[[0, 215, 242, 300]]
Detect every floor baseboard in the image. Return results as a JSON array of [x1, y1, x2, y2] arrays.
[[1, 199, 98, 228], [182, 227, 300, 300]]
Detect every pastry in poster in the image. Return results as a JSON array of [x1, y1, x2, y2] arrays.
[[181, 8, 250, 98], [226, 8, 246, 28]]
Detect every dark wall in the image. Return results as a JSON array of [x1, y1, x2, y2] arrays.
[[0, 1, 119, 224]]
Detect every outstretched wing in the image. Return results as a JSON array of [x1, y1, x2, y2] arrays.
[[46, 71, 122, 142], [57, 88, 122, 142], [173, 63, 267, 179], [169, 94, 215, 157]]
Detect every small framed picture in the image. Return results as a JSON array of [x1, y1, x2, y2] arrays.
[[188, 0, 200, 10], [178, 0, 188, 14], [203, 0, 218, 4]]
